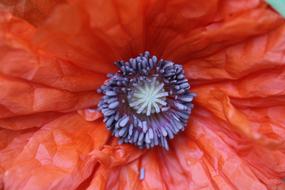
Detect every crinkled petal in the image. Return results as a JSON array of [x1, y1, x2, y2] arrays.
[[194, 86, 285, 148], [189, 109, 285, 189], [0, 75, 100, 119], [0, 0, 66, 26], [86, 159, 141, 190], [162, 1, 283, 63], [0, 10, 104, 130], [85, 108, 285, 190], [3, 113, 110, 190], [0, 128, 37, 189], [185, 24, 285, 80], [90, 143, 145, 168], [3, 0, 282, 73], [29, 0, 146, 73], [0, 11, 106, 92], [0, 112, 63, 130]]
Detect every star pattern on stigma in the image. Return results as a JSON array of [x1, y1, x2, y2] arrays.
[[98, 51, 196, 150]]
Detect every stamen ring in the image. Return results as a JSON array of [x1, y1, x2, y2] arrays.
[[98, 51, 195, 150]]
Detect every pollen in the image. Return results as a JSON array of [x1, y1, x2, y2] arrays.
[[97, 51, 195, 150]]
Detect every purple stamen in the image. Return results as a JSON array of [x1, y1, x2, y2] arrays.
[[97, 51, 195, 150]]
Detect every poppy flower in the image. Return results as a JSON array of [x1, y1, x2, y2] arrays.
[[0, 0, 285, 189]]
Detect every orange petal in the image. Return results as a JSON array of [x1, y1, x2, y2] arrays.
[[186, 117, 266, 190], [86, 108, 284, 190], [0, 11, 106, 92], [0, 128, 37, 189], [189, 109, 285, 189], [91, 143, 145, 168], [32, 3, 116, 73], [81, 0, 146, 58], [3, 113, 110, 190], [192, 56, 285, 147], [145, 0, 219, 57], [185, 24, 285, 80], [77, 108, 102, 122], [0, 112, 63, 130], [163, 2, 283, 63], [0, 75, 101, 118], [194, 87, 285, 148], [0, 0, 67, 26]]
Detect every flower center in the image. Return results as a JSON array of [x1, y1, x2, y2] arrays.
[[97, 51, 195, 150], [128, 78, 168, 116]]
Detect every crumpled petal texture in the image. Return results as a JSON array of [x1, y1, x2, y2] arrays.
[[0, 0, 285, 190], [3, 114, 109, 190]]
